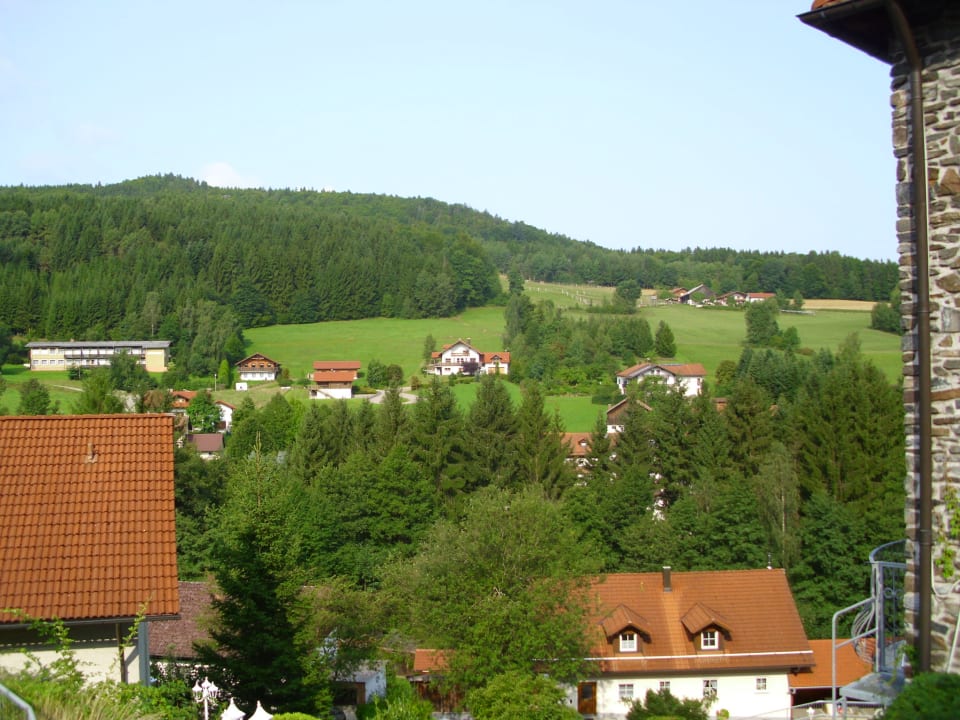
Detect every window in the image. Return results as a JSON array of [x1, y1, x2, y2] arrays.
[[618, 684, 635, 702], [619, 631, 637, 652], [659, 681, 671, 692], [701, 630, 718, 650], [756, 677, 767, 692], [703, 679, 717, 699]]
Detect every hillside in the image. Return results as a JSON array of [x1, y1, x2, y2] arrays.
[[0, 175, 897, 378]]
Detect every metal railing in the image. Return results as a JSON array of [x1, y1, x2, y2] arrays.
[[0, 682, 36, 720]]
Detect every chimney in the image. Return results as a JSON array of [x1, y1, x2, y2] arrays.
[[662, 566, 672, 593]]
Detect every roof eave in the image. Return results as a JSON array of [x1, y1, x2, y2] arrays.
[[797, 0, 947, 64]]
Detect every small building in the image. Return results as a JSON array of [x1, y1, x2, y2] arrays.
[[310, 361, 361, 400], [26, 340, 171, 373], [616, 362, 707, 397], [186, 432, 224, 460], [0, 414, 179, 685], [677, 284, 716, 305], [235, 353, 281, 382], [428, 339, 510, 376]]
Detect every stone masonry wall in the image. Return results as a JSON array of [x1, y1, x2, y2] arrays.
[[895, 5, 960, 672]]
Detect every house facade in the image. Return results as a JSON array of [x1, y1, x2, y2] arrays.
[[26, 340, 171, 373], [616, 362, 706, 397], [797, 0, 960, 673], [235, 353, 281, 382], [0, 414, 179, 685], [573, 569, 814, 720], [310, 361, 361, 400], [428, 339, 510, 376]]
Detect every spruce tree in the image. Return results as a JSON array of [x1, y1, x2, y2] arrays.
[[653, 321, 676, 358]]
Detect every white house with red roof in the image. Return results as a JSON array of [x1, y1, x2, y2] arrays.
[[310, 360, 361, 400], [616, 362, 706, 397], [428, 339, 510, 376], [572, 568, 814, 719]]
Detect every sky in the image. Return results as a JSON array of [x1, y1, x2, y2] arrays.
[[0, 1, 897, 261]]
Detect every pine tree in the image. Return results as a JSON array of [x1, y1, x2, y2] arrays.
[[653, 321, 676, 358], [511, 381, 573, 499]]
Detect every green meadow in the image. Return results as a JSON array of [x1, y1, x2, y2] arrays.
[[1, 288, 901, 430]]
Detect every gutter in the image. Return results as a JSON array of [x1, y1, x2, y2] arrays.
[[882, 0, 933, 674]]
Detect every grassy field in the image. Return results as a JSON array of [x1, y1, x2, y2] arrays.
[[1, 286, 901, 430]]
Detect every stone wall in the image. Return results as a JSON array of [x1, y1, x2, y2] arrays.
[[895, 5, 960, 672]]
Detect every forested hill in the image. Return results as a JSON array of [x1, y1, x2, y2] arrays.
[[0, 174, 896, 342]]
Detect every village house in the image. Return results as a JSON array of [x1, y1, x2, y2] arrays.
[[677, 284, 716, 305], [234, 353, 281, 382], [428, 339, 510, 376], [412, 568, 818, 720], [0, 414, 179, 685], [573, 568, 814, 719], [26, 340, 171, 373], [616, 362, 706, 397], [310, 360, 361, 400]]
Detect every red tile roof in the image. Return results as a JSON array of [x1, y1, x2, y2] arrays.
[[313, 360, 361, 371], [589, 570, 813, 674], [189, 433, 224, 453], [617, 362, 707, 379], [0, 414, 179, 624], [790, 639, 872, 689], [312, 370, 358, 383]]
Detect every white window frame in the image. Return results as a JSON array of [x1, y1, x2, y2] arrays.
[[703, 679, 717, 699], [659, 681, 671, 692], [701, 629, 718, 650], [756, 677, 767, 692], [619, 631, 637, 653], [618, 683, 635, 702]]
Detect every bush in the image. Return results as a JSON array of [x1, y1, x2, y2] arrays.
[[881, 672, 960, 720]]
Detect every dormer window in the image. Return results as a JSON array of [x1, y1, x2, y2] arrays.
[[619, 631, 638, 652], [701, 630, 718, 650]]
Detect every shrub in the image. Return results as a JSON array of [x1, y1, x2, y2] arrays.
[[881, 672, 960, 720]]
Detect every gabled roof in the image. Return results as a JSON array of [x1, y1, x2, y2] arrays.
[[600, 604, 653, 639], [617, 362, 707, 379], [680, 601, 732, 635], [235, 353, 279, 367], [480, 351, 510, 364], [313, 360, 361, 371], [589, 570, 812, 674], [0, 414, 179, 624], [312, 370, 358, 383]]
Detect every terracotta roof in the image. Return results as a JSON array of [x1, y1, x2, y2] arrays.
[[313, 360, 361, 371], [412, 648, 450, 675], [312, 370, 358, 383], [480, 351, 510, 365], [600, 604, 653, 639], [0, 414, 179, 624], [588, 570, 813, 674], [790, 639, 872, 689], [563, 432, 593, 457], [171, 390, 197, 408], [810, 0, 848, 8], [149, 581, 216, 660], [617, 362, 653, 378]]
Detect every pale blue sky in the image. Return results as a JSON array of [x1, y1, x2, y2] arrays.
[[0, 1, 896, 260]]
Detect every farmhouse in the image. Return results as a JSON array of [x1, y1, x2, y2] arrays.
[[235, 352, 281, 382], [0, 414, 179, 685], [310, 360, 361, 400], [573, 568, 814, 719], [616, 362, 706, 397], [26, 340, 171, 373], [427, 339, 510, 376]]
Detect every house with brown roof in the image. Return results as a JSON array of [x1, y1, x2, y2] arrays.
[[235, 353, 281, 382], [0, 414, 179, 685], [310, 361, 361, 400], [427, 339, 510, 376], [573, 568, 814, 719], [616, 362, 707, 397], [789, 639, 871, 710]]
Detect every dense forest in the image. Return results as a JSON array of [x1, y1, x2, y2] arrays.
[[0, 176, 896, 357]]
